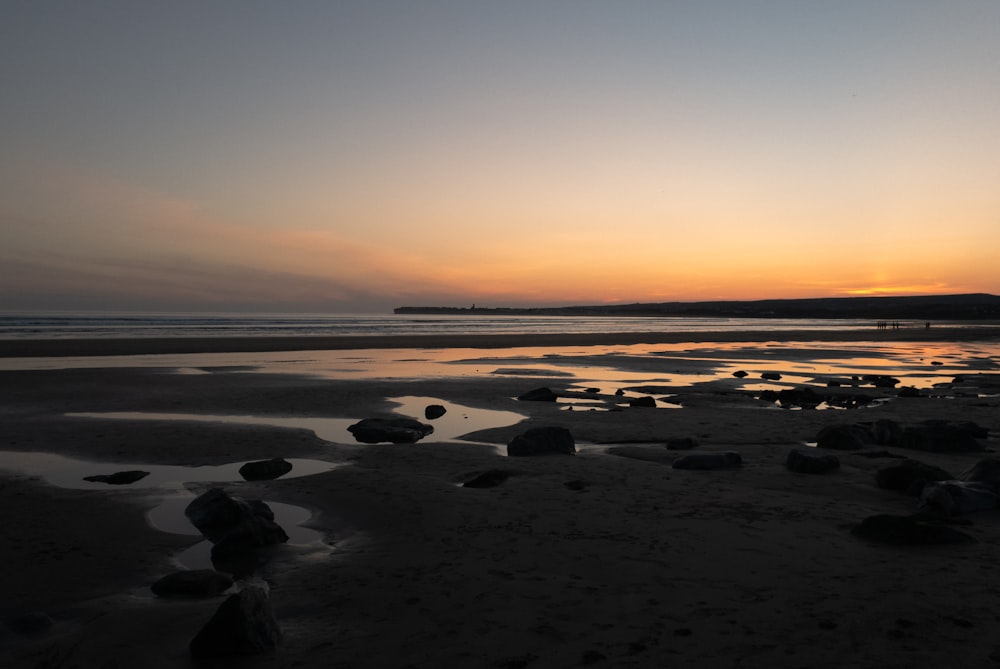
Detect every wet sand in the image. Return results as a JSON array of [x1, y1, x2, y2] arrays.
[[1, 331, 1000, 668]]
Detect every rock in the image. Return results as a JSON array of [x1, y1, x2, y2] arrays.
[[732, 370, 749, 378], [424, 404, 447, 419], [463, 470, 512, 488], [960, 458, 1000, 488], [238, 458, 293, 481], [875, 459, 953, 495], [869, 419, 903, 446], [758, 390, 778, 402], [776, 388, 823, 408], [863, 375, 900, 388], [507, 426, 576, 456], [5, 611, 53, 636], [816, 424, 872, 450], [189, 583, 282, 658], [919, 481, 1000, 516], [82, 470, 149, 485], [761, 372, 782, 381], [615, 389, 625, 396], [666, 437, 698, 450], [852, 514, 976, 545], [585, 387, 601, 394], [184, 488, 289, 561], [897, 386, 921, 398], [786, 448, 840, 474], [151, 570, 234, 598], [517, 387, 558, 402], [672, 451, 742, 470], [347, 417, 434, 443], [899, 423, 985, 453], [628, 396, 657, 408]]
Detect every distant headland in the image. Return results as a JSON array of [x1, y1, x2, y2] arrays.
[[395, 293, 1000, 320]]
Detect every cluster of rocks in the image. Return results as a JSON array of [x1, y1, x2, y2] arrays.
[[757, 387, 881, 410], [150, 484, 292, 658]]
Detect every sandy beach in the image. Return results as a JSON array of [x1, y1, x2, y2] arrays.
[[2, 329, 1000, 668]]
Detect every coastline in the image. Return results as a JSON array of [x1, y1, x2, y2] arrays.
[[2, 325, 999, 357], [2, 330, 1000, 667]]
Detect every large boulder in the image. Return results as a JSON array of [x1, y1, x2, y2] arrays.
[[672, 451, 742, 470], [189, 583, 281, 658], [239, 458, 293, 481], [816, 424, 872, 450], [919, 481, 1000, 516], [507, 427, 576, 456], [151, 570, 234, 598], [875, 459, 953, 495], [184, 489, 289, 567], [347, 417, 434, 444], [786, 448, 840, 474]]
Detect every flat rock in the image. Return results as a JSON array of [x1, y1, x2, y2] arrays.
[[189, 583, 282, 658], [348, 417, 434, 444]]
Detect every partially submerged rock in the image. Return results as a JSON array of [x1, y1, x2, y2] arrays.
[[424, 404, 447, 419], [184, 489, 289, 570], [82, 470, 150, 485], [348, 417, 434, 444], [152, 570, 234, 598], [517, 387, 558, 402], [189, 583, 281, 658], [672, 451, 742, 470], [508, 426, 576, 456], [239, 458, 293, 481]]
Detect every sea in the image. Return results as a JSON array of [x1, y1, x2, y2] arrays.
[[0, 311, 976, 340]]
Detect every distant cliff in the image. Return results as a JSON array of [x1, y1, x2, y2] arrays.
[[395, 294, 1000, 320]]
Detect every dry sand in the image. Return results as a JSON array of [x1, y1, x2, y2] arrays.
[[1, 330, 1000, 668]]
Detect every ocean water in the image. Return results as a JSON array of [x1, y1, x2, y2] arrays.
[[0, 311, 936, 340]]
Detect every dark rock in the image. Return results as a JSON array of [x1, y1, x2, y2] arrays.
[[184, 488, 289, 562], [960, 458, 1000, 487], [463, 469, 512, 488], [83, 470, 150, 485], [5, 611, 53, 636], [758, 390, 779, 402], [816, 424, 872, 450], [628, 396, 657, 408], [238, 458, 293, 481], [851, 514, 976, 545], [899, 423, 985, 453], [507, 426, 576, 456], [564, 480, 588, 491], [863, 374, 900, 388], [424, 404, 447, 419], [585, 387, 600, 394], [875, 459, 953, 495], [152, 570, 234, 598], [517, 387, 558, 402], [666, 437, 698, 450], [786, 448, 840, 474], [897, 386, 921, 398], [761, 372, 782, 381], [347, 417, 434, 443], [869, 419, 903, 446], [919, 481, 1000, 515], [189, 584, 282, 658], [732, 370, 749, 378], [777, 387, 823, 408], [672, 451, 742, 470]]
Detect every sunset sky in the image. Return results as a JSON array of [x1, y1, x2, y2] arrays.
[[2, 1, 998, 313]]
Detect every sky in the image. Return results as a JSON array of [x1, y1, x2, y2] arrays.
[[2, 1, 998, 313]]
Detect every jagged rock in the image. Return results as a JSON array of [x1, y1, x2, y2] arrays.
[[606, 445, 675, 464], [189, 583, 281, 658], [517, 387, 558, 402], [239, 458, 293, 481], [463, 470, 512, 488], [666, 437, 698, 450], [786, 448, 840, 474], [761, 372, 782, 381], [424, 404, 447, 419], [507, 426, 576, 456], [852, 514, 976, 545], [585, 387, 601, 394], [152, 570, 234, 598], [875, 459, 953, 495], [629, 396, 657, 408], [672, 451, 742, 470], [348, 417, 434, 444], [816, 424, 872, 450], [83, 470, 149, 485]]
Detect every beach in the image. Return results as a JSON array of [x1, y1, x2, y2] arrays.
[[2, 329, 1000, 668]]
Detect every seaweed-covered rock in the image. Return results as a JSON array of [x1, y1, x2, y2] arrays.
[[83, 470, 150, 485], [424, 404, 447, 419], [628, 396, 657, 408]]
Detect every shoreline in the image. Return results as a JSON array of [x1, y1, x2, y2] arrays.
[[2, 325, 999, 357]]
